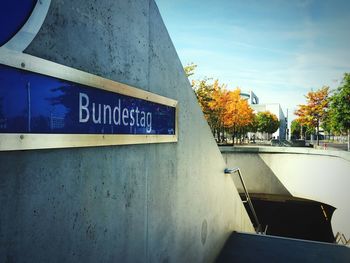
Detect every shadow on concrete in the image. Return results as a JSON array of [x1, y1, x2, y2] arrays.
[[222, 152, 292, 196], [216, 232, 350, 263], [242, 194, 335, 243]]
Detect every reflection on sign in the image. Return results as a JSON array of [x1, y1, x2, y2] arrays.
[[0, 65, 175, 135], [0, 64, 176, 135]]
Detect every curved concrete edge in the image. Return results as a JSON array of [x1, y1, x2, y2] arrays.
[[2, 0, 51, 52], [221, 146, 350, 238], [219, 146, 350, 162]]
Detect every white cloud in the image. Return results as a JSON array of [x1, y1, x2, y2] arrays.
[[157, 0, 350, 119]]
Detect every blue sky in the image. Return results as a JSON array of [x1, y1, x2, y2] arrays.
[[155, 0, 350, 120]]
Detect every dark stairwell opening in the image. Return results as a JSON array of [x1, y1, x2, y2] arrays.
[[240, 193, 335, 243]]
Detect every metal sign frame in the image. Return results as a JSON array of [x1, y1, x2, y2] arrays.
[[0, 49, 178, 151], [1, 0, 51, 52]]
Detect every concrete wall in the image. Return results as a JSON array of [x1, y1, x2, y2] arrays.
[[221, 152, 291, 196], [221, 147, 350, 239], [0, 1, 254, 262]]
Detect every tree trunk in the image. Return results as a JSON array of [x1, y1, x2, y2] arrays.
[[239, 129, 242, 144], [316, 121, 320, 146], [348, 129, 350, 152], [222, 126, 225, 143], [232, 125, 236, 147], [300, 126, 303, 140]]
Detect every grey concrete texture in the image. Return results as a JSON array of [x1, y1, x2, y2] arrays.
[[220, 146, 350, 241], [217, 232, 350, 263], [220, 145, 350, 162], [259, 153, 350, 239], [221, 151, 291, 196], [0, 1, 254, 262]]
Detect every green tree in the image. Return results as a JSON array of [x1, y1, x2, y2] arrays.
[[328, 73, 350, 151], [291, 120, 301, 139], [248, 113, 259, 133], [256, 111, 280, 139], [321, 111, 334, 140], [184, 63, 197, 78]]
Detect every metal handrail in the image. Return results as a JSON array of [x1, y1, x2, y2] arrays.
[[225, 167, 262, 234]]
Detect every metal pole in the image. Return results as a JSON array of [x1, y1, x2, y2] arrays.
[[225, 168, 262, 233], [237, 169, 261, 232]]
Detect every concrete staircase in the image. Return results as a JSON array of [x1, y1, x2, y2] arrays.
[[216, 232, 350, 263]]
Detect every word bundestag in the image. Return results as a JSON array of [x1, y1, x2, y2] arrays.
[[79, 92, 153, 132]]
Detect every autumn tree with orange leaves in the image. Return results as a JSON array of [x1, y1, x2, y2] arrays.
[[193, 80, 254, 144], [188, 65, 255, 144], [193, 79, 227, 141], [219, 88, 254, 145], [295, 86, 329, 146]]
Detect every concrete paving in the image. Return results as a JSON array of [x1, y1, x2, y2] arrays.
[[216, 232, 350, 263]]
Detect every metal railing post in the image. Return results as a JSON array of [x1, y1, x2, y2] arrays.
[[225, 167, 262, 234]]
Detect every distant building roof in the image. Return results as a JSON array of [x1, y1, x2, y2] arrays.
[[240, 90, 259, 105]]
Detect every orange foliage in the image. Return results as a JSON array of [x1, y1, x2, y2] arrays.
[[295, 86, 329, 144], [193, 78, 254, 144], [209, 87, 253, 131], [295, 86, 329, 128], [224, 89, 254, 130]]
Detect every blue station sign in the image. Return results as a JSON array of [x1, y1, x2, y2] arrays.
[[0, 51, 178, 150], [0, 64, 176, 135]]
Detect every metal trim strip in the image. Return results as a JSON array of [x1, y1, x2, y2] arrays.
[[0, 50, 178, 151], [0, 134, 177, 151], [1, 0, 51, 52]]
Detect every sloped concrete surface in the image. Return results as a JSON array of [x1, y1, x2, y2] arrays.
[[0, 1, 254, 262], [216, 232, 350, 263], [221, 146, 350, 241]]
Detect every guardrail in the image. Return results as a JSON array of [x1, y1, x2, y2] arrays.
[[335, 232, 350, 246], [224, 167, 263, 234]]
